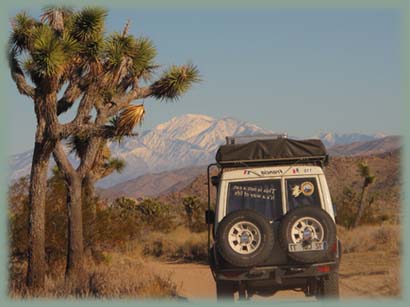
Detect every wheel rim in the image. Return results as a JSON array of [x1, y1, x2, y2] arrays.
[[228, 221, 261, 254], [290, 217, 324, 244]]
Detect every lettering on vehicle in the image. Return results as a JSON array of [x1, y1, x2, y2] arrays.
[[260, 170, 283, 175], [292, 168, 313, 174], [243, 169, 283, 176], [231, 184, 276, 200]]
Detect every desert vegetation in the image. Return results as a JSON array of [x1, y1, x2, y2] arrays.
[[337, 224, 401, 297], [10, 251, 179, 299], [8, 160, 401, 298], [8, 173, 208, 297]]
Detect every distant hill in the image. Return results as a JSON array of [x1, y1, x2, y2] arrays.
[[316, 132, 386, 147], [98, 166, 205, 200], [328, 136, 400, 156]]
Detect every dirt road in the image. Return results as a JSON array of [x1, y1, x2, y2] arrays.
[[146, 251, 399, 301], [148, 261, 312, 301]]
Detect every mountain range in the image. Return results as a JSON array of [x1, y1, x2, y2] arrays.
[[8, 114, 398, 188]]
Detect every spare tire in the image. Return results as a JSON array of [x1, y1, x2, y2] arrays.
[[279, 206, 336, 263], [216, 209, 274, 267]]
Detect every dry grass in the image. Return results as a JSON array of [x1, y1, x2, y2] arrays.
[[9, 225, 402, 299], [385, 266, 401, 297], [9, 252, 179, 299], [141, 225, 402, 262], [142, 227, 208, 262], [337, 224, 400, 254], [337, 224, 401, 298]]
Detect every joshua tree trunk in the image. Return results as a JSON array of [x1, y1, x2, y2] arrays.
[[65, 174, 86, 286], [26, 139, 54, 289], [83, 175, 96, 209], [187, 212, 193, 231], [53, 139, 103, 287], [83, 174, 97, 248], [26, 92, 58, 290], [353, 186, 368, 228]]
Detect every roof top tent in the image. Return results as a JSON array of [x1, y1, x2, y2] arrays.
[[216, 135, 328, 168]]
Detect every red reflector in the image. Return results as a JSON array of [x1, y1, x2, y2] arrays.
[[317, 265, 330, 273], [332, 242, 338, 253]]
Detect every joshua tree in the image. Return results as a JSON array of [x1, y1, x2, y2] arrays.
[[353, 162, 376, 228], [8, 7, 89, 289], [8, 6, 199, 289], [182, 196, 200, 231]]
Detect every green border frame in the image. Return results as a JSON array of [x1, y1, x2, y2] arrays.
[[0, 0, 408, 306]]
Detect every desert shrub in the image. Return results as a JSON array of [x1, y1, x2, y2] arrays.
[[338, 225, 400, 254], [84, 253, 179, 298], [135, 198, 175, 232], [9, 253, 179, 299], [8, 177, 178, 267], [8, 176, 68, 264], [98, 198, 141, 244], [335, 185, 387, 228], [334, 186, 357, 228], [384, 266, 401, 297], [111, 196, 139, 211], [92, 197, 176, 251], [181, 196, 207, 233], [111, 197, 175, 233], [142, 228, 208, 262]]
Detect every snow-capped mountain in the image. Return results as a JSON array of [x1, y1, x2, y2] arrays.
[[101, 114, 272, 187], [8, 114, 387, 188], [8, 114, 272, 187]]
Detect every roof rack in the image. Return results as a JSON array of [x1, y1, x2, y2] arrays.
[[225, 133, 287, 145], [217, 154, 329, 168]]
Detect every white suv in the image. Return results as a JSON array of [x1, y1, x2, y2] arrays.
[[206, 136, 341, 300]]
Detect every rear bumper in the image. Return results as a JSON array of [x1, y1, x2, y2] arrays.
[[211, 261, 338, 282]]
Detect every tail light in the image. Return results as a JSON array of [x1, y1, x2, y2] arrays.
[[317, 265, 330, 273], [331, 241, 338, 256]]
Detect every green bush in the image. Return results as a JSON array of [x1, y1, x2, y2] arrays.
[[111, 197, 175, 233]]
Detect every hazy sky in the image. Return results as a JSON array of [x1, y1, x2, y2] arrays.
[[6, 8, 402, 155]]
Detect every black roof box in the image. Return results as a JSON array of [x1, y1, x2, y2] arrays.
[[215, 138, 328, 167]]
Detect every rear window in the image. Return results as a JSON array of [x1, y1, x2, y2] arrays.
[[227, 180, 282, 221], [286, 177, 321, 210]]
